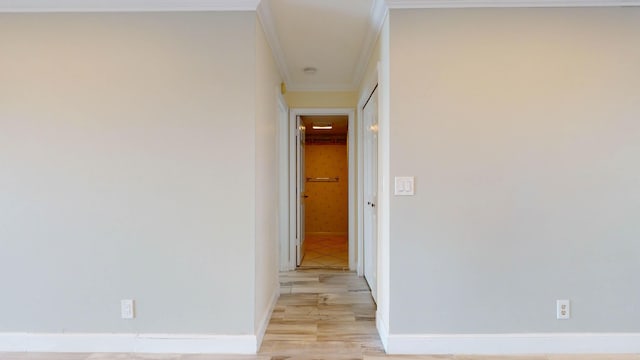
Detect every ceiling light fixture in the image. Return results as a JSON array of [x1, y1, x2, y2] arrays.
[[303, 67, 317, 75], [312, 125, 332, 130]]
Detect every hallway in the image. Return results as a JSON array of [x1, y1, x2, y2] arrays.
[[259, 270, 383, 359]]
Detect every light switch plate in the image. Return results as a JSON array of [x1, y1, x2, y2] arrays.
[[394, 176, 415, 196]]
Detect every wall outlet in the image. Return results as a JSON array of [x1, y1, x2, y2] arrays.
[[121, 299, 135, 319], [557, 299, 570, 320]]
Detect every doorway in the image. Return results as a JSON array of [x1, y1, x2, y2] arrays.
[[298, 115, 349, 269], [282, 108, 356, 272]]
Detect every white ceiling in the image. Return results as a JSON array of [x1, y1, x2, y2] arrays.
[[258, 0, 383, 92]]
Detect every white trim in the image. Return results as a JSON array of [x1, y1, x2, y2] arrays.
[[351, 0, 388, 91], [357, 75, 380, 278], [376, 310, 390, 351], [347, 107, 357, 272], [356, 104, 365, 277], [0, 0, 260, 12], [257, 1, 292, 90], [288, 108, 356, 271], [386, 0, 640, 8], [277, 91, 291, 272], [285, 82, 359, 93], [255, 287, 279, 351], [376, 14, 392, 358], [385, 333, 640, 355], [287, 111, 297, 271], [0, 333, 257, 354]]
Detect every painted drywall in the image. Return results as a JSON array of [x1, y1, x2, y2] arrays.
[[254, 16, 281, 344], [0, 12, 257, 335], [388, 7, 640, 334], [284, 91, 358, 108], [304, 145, 349, 234]]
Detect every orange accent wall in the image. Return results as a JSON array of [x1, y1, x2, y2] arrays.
[[304, 144, 348, 234]]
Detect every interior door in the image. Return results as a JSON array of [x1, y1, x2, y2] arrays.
[[296, 115, 307, 266], [363, 87, 379, 300]]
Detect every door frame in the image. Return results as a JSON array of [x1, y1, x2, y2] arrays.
[[277, 92, 289, 271], [280, 107, 356, 271], [295, 114, 306, 267], [357, 73, 379, 277], [360, 85, 379, 300]]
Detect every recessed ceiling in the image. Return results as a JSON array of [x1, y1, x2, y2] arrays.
[[260, 0, 383, 92], [259, 0, 640, 92]]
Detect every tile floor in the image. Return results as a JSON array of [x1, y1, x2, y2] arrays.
[[2, 270, 639, 360], [299, 234, 348, 269]]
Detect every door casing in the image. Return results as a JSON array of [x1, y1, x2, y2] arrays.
[[295, 115, 306, 266], [281, 108, 356, 271], [277, 93, 289, 271], [362, 87, 379, 300]]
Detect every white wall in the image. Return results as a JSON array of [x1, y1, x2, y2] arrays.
[[0, 12, 258, 337], [254, 16, 281, 347], [388, 6, 640, 337]]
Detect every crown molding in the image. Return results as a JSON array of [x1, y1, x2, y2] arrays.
[[386, 0, 640, 8], [351, 0, 388, 91], [286, 82, 358, 93], [0, 0, 261, 12], [257, 0, 292, 88]]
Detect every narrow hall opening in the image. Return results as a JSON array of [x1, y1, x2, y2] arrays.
[[298, 115, 349, 269]]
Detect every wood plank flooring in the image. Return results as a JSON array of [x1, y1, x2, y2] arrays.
[[259, 269, 384, 359]]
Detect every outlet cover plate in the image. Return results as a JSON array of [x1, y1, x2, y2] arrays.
[[121, 299, 135, 319], [557, 299, 570, 320]]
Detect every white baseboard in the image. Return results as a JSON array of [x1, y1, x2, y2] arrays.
[[376, 310, 390, 351], [386, 333, 640, 355], [0, 284, 281, 354], [0, 333, 257, 354], [255, 286, 279, 350]]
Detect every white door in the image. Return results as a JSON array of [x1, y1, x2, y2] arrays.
[[296, 115, 307, 266], [363, 87, 378, 300]]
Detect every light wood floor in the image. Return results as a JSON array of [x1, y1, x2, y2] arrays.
[[259, 269, 384, 359], [2, 271, 639, 359]]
